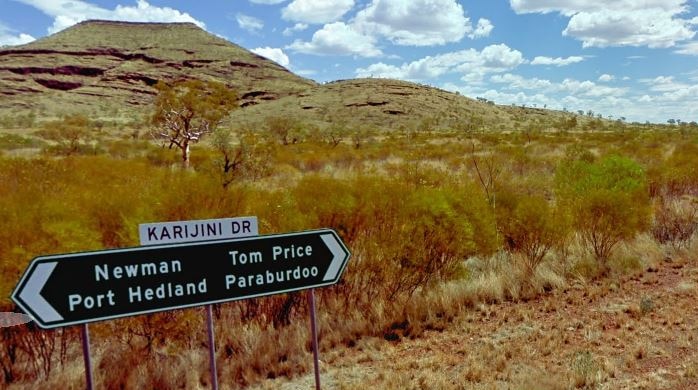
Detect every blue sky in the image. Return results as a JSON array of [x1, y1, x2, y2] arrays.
[[1, 0, 697, 123]]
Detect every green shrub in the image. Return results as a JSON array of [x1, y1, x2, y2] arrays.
[[556, 155, 650, 266]]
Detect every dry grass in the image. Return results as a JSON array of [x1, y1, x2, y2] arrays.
[[2, 125, 698, 389]]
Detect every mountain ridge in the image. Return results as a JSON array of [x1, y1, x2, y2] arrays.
[[0, 19, 315, 118], [0, 20, 576, 131]]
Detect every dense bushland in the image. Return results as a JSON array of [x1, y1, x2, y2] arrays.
[[1, 124, 697, 389]]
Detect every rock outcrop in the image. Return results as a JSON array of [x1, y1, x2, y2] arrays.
[[0, 20, 315, 117]]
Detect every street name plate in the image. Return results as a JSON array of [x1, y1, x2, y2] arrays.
[[138, 216, 258, 245]]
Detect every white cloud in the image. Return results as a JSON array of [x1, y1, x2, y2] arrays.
[[16, 0, 204, 34], [558, 78, 626, 97], [235, 13, 263, 33], [353, 0, 471, 46], [283, 23, 308, 36], [636, 79, 698, 105], [675, 41, 698, 55], [598, 74, 614, 82], [489, 73, 626, 98], [485, 90, 555, 108], [530, 55, 584, 66], [355, 62, 404, 79], [469, 18, 494, 39], [0, 32, 35, 46], [249, 0, 287, 4], [490, 73, 553, 90], [251, 47, 290, 67], [639, 75, 691, 92], [448, 57, 696, 123], [282, 0, 354, 24], [510, 0, 697, 48], [295, 69, 317, 76], [0, 23, 35, 46], [475, 44, 526, 72], [657, 84, 698, 102], [564, 10, 695, 48], [355, 44, 524, 81], [448, 79, 647, 120], [510, 0, 687, 15], [287, 22, 382, 57], [445, 82, 556, 108]]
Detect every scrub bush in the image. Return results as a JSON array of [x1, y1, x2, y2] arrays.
[[556, 154, 650, 266], [499, 194, 570, 274]]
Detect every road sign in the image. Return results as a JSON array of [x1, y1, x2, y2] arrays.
[[12, 229, 350, 329], [139, 216, 258, 245]]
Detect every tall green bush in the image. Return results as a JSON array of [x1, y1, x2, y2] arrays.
[[556, 154, 650, 266]]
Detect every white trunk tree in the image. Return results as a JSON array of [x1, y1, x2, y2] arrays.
[[151, 79, 237, 167]]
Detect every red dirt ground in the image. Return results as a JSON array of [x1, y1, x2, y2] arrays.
[[252, 253, 698, 389]]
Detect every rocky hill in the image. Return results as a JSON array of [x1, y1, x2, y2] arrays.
[[0, 20, 314, 118], [0, 20, 574, 130]]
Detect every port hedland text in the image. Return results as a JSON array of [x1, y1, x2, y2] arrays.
[[67, 244, 320, 312]]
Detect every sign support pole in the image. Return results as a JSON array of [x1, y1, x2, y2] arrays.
[[308, 289, 321, 390], [205, 305, 218, 390], [81, 324, 94, 390]]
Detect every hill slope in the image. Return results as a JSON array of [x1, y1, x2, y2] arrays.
[[0, 20, 577, 130], [0, 20, 315, 119]]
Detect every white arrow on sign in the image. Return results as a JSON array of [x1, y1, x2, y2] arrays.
[[18, 262, 63, 323], [321, 234, 347, 281]]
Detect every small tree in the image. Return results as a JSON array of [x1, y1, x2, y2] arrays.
[[501, 195, 570, 274], [556, 154, 650, 267], [324, 121, 348, 147], [151, 79, 237, 167], [37, 114, 93, 156], [210, 127, 272, 187], [266, 116, 301, 145]]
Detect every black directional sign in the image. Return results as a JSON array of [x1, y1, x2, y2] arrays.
[[11, 229, 350, 329]]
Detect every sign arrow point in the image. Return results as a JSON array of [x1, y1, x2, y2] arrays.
[[321, 233, 348, 281], [18, 262, 63, 323]]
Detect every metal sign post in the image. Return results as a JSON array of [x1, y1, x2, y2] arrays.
[[205, 304, 218, 390], [308, 289, 321, 390], [81, 324, 94, 390]]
